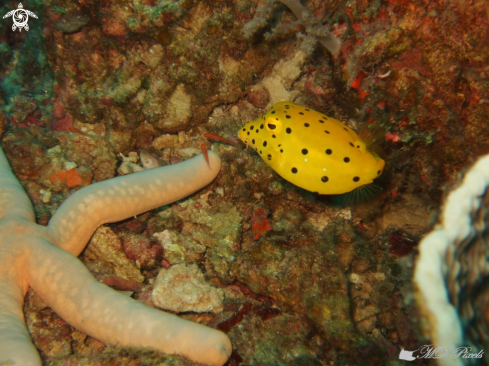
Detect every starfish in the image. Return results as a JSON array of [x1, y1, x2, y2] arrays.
[[0, 144, 231, 366]]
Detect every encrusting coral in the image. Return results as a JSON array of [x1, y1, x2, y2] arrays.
[[277, 0, 340, 56], [414, 153, 489, 366], [243, 0, 340, 57], [0, 144, 231, 366]]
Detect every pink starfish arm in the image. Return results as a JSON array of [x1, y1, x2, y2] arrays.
[[0, 146, 35, 221], [0, 277, 42, 366], [0, 147, 42, 365], [27, 239, 231, 365], [0, 146, 231, 366], [48, 152, 222, 256]]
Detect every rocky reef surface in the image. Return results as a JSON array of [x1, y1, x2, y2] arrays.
[[1, 0, 488, 364]]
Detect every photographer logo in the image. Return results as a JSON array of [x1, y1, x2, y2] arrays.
[[2, 3, 38, 32]]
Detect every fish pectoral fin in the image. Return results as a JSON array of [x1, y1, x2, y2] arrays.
[[353, 139, 367, 153], [357, 123, 385, 152]]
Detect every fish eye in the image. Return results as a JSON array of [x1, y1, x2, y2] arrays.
[[265, 117, 282, 134]]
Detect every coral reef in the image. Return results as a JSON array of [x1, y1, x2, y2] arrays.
[[244, 0, 340, 56], [0, 144, 230, 366], [415, 153, 489, 365], [152, 263, 224, 313], [1, 0, 488, 364]]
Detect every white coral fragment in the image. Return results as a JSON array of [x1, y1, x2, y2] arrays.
[[152, 263, 224, 313]]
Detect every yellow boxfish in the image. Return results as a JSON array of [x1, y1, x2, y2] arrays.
[[238, 102, 385, 195]]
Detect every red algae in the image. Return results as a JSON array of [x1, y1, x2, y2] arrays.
[[99, 275, 142, 292], [217, 302, 253, 333], [251, 207, 272, 240], [388, 230, 418, 257]]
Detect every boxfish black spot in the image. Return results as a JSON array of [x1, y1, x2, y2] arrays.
[[260, 124, 264, 129], [304, 123, 310, 127], [302, 149, 308, 155], [377, 170, 381, 174], [256, 129, 259, 133], [247, 132, 250, 135], [325, 130, 330, 134], [344, 127, 348, 131], [291, 167, 298, 173], [272, 135, 276, 138], [286, 128, 292, 134], [242, 128, 246, 131], [305, 109, 310, 111], [286, 115, 291, 119], [260, 150, 262, 154], [263, 141, 267, 147], [326, 149, 332, 155], [353, 177, 360, 182], [344, 157, 350, 163], [349, 142, 354, 147], [250, 126, 254, 130], [271, 111, 276, 114], [268, 154, 272, 160], [280, 149, 283, 153], [319, 120, 324, 123], [299, 112, 304, 115], [252, 139, 255, 144], [321, 176, 329, 182]]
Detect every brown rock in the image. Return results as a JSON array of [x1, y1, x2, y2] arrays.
[[247, 88, 270, 109], [84, 226, 144, 283], [0, 110, 6, 137]]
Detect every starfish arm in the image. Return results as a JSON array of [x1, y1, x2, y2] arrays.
[[0, 279, 42, 366], [27, 241, 232, 366], [47, 151, 221, 256], [0, 146, 35, 222]]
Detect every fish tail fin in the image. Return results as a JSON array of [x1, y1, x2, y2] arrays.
[[332, 183, 383, 207]]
